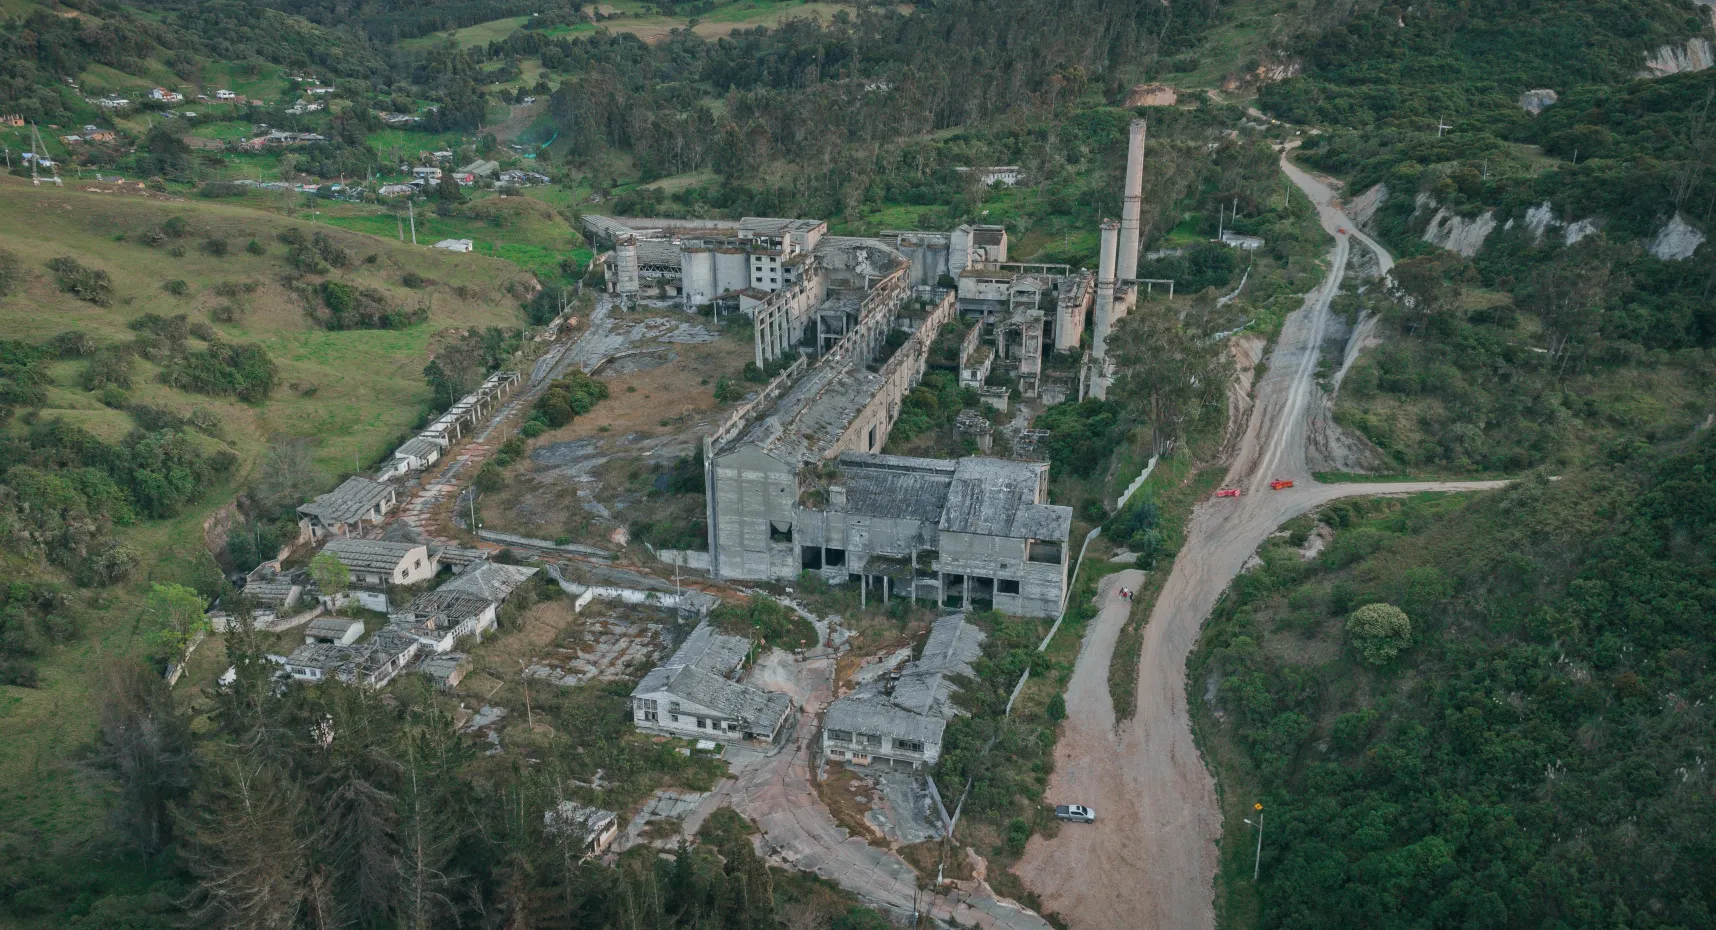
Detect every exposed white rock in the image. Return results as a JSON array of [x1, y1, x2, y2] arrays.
[[1519, 89, 1559, 115], [1563, 218, 1601, 246], [1640, 38, 1713, 77], [1649, 213, 1707, 260], [1343, 183, 1388, 230], [1422, 205, 1498, 257], [1523, 201, 1560, 243]]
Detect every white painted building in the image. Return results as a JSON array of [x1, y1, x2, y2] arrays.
[[630, 622, 793, 744]]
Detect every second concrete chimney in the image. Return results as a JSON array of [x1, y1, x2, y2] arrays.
[[1118, 119, 1146, 285], [1091, 219, 1120, 399]]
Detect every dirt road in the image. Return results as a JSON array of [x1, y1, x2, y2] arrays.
[[716, 658, 1053, 929], [1014, 156, 1503, 929]]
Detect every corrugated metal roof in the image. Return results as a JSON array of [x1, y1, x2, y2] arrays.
[[298, 476, 394, 526], [837, 469, 949, 523], [823, 614, 984, 744], [632, 621, 791, 730], [434, 562, 538, 603], [322, 537, 423, 574], [306, 617, 362, 639]]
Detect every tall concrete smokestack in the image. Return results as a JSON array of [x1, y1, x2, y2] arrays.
[[1117, 119, 1147, 311], [615, 233, 641, 300], [1091, 219, 1120, 399]]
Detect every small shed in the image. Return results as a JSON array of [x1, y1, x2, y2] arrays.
[[544, 801, 620, 859], [305, 617, 365, 646], [417, 652, 470, 690]]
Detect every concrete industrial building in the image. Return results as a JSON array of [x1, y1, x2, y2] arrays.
[[589, 215, 1098, 397], [702, 286, 1074, 616], [662, 214, 1076, 616], [586, 215, 827, 309], [631, 122, 1154, 601]]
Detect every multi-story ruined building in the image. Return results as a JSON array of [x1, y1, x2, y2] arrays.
[[698, 248, 1074, 616], [584, 215, 827, 310]]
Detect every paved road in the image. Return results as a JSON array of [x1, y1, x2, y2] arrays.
[[1013, 155, 1505, 930]]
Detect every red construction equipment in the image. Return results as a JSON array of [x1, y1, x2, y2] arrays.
[[1270, 479, 1295, 490], [1216, 488, 1241, 498]]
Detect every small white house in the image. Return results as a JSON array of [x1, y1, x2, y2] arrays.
[[631, 622, 793, 745], [321, 537, 438, 590], [395, 562, 541, 649], [215, 89, 236, 100], [307, 86, 336, 95], [283, 630, 420, 689], [433, 239, 474, 252], [1219, 230, 1265, 250], [297, 476, 400, 540]]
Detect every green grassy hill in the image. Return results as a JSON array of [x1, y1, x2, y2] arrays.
[[0, 175, 530, 848]]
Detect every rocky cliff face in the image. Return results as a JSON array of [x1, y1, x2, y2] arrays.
[[1519, 89, 1559, 114], [1414, 193, 1497, 257], [1640, 38, 1713, 77], [1343, 183, 1388, 231], [1649, 214, 1708, 260]]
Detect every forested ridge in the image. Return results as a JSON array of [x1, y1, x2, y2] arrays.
[[1192, 0, 1716, 925], [1195, 432, 1716, 928]]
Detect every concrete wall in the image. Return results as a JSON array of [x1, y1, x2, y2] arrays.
[[681, 247, 716, 309], [935, 531, 1066, 618], [708, 445, 801, 581], [752, 274, 828, 366], [796, 509, 929, 567], [712, 292, 954, 582], [883, 232, 952, 287], [715, 249, 748, 296]]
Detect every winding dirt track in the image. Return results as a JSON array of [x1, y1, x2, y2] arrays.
[[1013, 156, 1504, 929]]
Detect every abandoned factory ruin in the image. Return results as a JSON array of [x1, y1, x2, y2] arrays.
[[575, 120, 1159, 617]]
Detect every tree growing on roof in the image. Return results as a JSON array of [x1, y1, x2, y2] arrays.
[[310, 551, 350, 596], [144, 582, 207, 660]]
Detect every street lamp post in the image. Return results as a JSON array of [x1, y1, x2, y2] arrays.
[[1244, 803, 1264, 882]]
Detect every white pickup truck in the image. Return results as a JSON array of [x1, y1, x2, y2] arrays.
[[1055, 804, 1095, 823]]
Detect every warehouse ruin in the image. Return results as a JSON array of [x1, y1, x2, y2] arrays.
[[580, 121, 1157, 616]]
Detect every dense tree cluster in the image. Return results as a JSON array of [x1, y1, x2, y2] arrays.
[[1, 614, 889, 928], [531, 369, 608, 428], [1192, 434, 1716, 928], [317, 280, 428, 331], [424, 326, 522, 410]]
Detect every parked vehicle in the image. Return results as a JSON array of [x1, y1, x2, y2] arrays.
[[1055, 804, 1096, 823], [1216, 488, 1241, 498], [1270, 479, 1294, 490]]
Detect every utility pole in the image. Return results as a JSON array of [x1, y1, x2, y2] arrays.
[[519, 658, 534, 729], [408, 198, 417, 244], [1245, 803, 1264, 881]]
